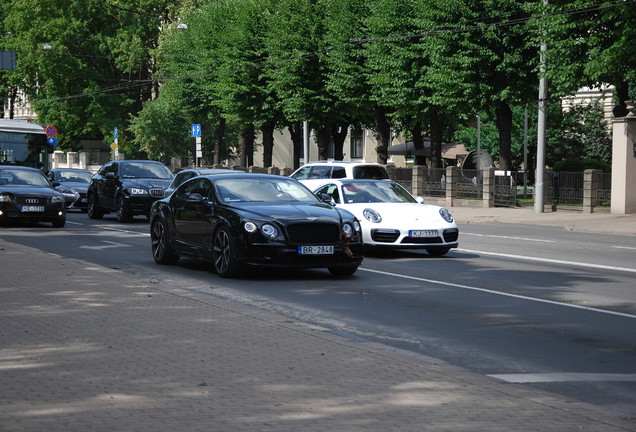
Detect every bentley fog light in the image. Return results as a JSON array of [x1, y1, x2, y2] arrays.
[[363, 208, 382, 223], [439, 208, 454, 223]]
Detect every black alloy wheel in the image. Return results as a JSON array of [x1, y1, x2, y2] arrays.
[[52, 215, 66, 228], [328, 265, 359, 277], [213, 226, 239, 278], [87, 193, 103, 219], [151, 218, 179, 265], [116, 195, 132, 223]]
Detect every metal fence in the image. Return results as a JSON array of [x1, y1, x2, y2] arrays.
[[457, 169, 482, 199], [598, 173, 612, 207], [494, 170, 517, 207], [547, 171, 584, 205], [422, 168, 446, 197]]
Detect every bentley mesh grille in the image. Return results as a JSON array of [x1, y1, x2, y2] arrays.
[[286, 223, 340, 244]]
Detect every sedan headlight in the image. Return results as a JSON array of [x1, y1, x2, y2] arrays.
[[261, 223, 279, 239], [51, 195, 65, 204], [243, 221, 280, 240], [363, 208, 382, 223], [0, 193, 11, 203], [439, 208, 454, 223], [129, 188, 148, 195], [342, 221, 360, 239]]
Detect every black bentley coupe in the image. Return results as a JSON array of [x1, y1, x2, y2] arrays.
[[149, 173, 364, 278]]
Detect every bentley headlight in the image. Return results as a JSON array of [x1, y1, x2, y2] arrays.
[[261, 223, 278, 239], [342, 223, 353, 237], [439, 208, 454, 223], [363, 208, 382, 223], [129, 188, 148, 195], [244, 222, 258, 233]]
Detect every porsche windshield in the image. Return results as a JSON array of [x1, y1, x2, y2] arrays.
[[341, 181, 417, 203]]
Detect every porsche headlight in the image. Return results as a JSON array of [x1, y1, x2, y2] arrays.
[[129, 188, 148, 195], [363, 208, 382, 223], [439, 208, 454, 223]]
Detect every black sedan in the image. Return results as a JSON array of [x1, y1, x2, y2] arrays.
[[0, 166, 66, 227], [47, 168, 94, 212], [163, 167, 234, 197], [150, 173, 364, 278]]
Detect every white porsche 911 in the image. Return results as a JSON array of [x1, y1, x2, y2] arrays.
[[311, 179, 459, 256]]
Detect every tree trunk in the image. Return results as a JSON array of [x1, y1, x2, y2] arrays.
[[238, 123, 254, 167], [495, 101, 512, 170], [213, 117, 225, 166], [412, 123, 425, 166], [430, 109, 445, 168], [373, 107, 391, 164], [261, 122, 275, 168], [288, 123, 303, 170], [316, 121, 332, 161], [331, 123, 349, 161]]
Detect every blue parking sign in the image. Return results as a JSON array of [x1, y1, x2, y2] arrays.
[[191, 124, 201, 137]]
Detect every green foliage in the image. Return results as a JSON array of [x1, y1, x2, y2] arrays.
[[552, 157, 611, 173]]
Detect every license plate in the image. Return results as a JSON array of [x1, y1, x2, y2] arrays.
[[297, 245, 334, 255], [20, 206, 45, 212], [409, 229, 438, 238]]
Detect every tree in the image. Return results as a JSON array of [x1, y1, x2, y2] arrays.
[[540, 0, 636, 111], [2, 0, 190, 151], [420, 0, 538, 170]]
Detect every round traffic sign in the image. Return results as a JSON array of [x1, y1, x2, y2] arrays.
[[45, 126, 57, 137]]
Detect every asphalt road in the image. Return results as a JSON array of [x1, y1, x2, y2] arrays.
[[2, 211, 635, 416]]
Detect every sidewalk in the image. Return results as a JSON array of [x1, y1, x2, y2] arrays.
[[1, 239, 635, 432], [449, 205, 636, 236]]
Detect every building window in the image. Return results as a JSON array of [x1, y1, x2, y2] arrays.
[[350, 128, 364, 159]]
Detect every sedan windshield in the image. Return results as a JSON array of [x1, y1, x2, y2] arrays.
[[341, 181, 417, 204], [54, 170, 93, 183], [0, 169, 50, 187], [120, 162, 173, 179], [215, 178, 318, 203]]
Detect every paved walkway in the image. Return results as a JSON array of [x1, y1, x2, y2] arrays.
[[2, 229, 636, 432], [449, 205, 636, 236]]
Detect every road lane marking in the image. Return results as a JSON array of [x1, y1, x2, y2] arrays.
[[488, 373, 636, 383], [459, 248, 636, 274], [79, 241, 133, 250], [359, 268, 636, 320], [462, 232, 556, 243], [614, 245, 636, 250]]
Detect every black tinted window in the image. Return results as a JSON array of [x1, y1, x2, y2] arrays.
[[331, 167, 346, 178], [352, 165, 389, 179]]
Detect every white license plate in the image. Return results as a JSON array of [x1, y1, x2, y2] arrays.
[[297, 245, 334, 255], [20, 206, 45, 212], [409, 230, 438, 238]]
